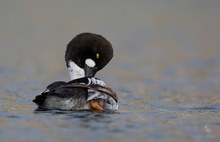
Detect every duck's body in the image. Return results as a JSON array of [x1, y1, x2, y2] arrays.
[[33, 33, 118, 111], [33, 77, 118, 111], [34, 84, 89, 110]]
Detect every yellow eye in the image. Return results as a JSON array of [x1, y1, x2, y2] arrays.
[[96, 53, 100, 59]]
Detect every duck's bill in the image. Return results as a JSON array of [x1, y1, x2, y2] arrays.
[[84, 64, 98, 77]]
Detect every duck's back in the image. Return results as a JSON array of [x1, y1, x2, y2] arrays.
[[33, 82, 90, 110]]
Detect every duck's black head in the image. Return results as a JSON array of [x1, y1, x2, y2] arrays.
[[65, 33, 113, 80]]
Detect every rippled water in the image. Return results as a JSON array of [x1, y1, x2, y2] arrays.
[[1, 1, 220, 142]]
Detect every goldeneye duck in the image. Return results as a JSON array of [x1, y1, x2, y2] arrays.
[[33, 33, 118, 111], [65, 32, 113, 80]]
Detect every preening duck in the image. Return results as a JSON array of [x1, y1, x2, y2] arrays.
[[33, 33, 118, 111]]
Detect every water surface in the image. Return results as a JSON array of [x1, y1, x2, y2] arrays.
[[0, 1, 220, 142]]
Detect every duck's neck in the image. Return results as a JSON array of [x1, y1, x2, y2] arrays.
[[67, 61, 85, 80]]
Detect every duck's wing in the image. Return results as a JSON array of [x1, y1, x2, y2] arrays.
[[63, 83, 117, 102], [33, 87, 88, 110], [66, 77, 106, 86], [33, 81, 89, 110], [32, 81, 67, 106], [42, 81, 66, 93]]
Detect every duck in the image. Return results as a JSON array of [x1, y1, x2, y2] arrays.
[[33, 33, 118, 111]]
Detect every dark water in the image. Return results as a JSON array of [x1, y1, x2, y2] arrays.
[[1, 1, 220, 142]]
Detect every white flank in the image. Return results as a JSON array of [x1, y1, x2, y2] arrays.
[[85, 59, 96, 67], [68, 61, 85, 80]]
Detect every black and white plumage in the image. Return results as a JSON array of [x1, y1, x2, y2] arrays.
[[65, 33, 113, 80], [33, 77, 118, 111], [33, 33, 118, 111]]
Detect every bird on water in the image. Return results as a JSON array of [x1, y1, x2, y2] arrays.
[[33, 33, 118, 111]]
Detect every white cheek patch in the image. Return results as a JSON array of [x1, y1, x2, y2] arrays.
[[68, 61, 85, 80], [85, 59, 96, 67]]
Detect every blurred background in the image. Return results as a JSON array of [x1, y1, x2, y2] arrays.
[[0, 1, 220, 142]]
